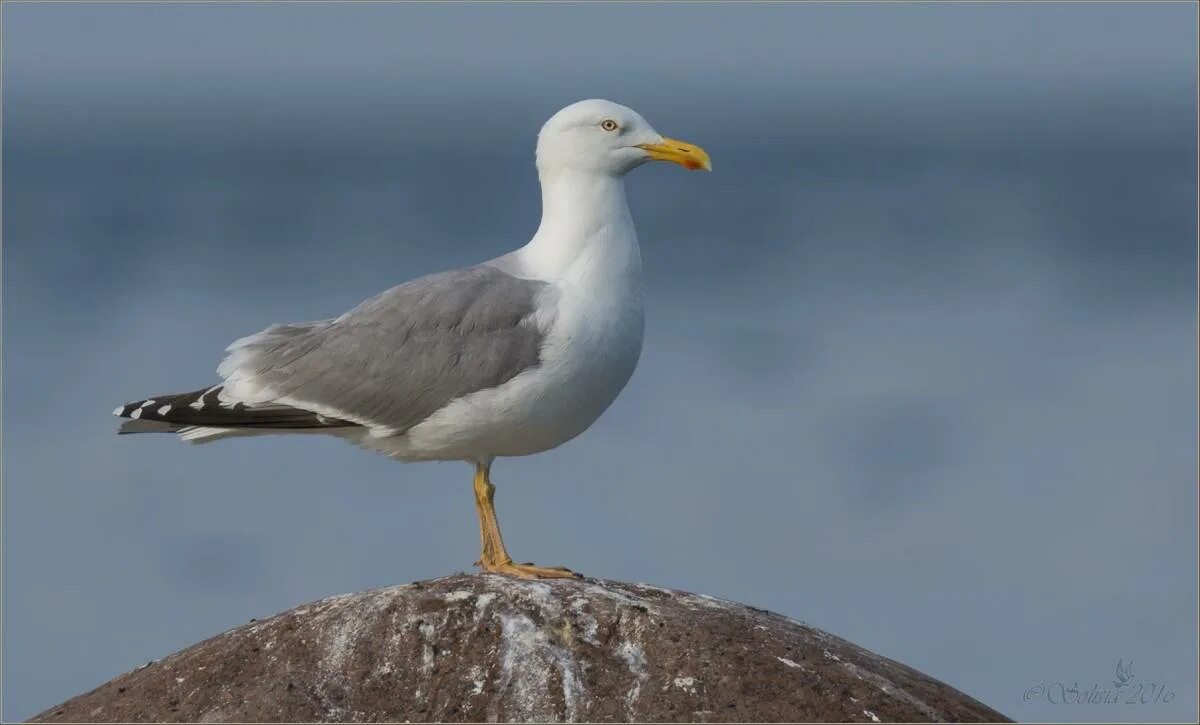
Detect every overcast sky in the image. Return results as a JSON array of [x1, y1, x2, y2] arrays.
[[3, 2, 1197, 722]]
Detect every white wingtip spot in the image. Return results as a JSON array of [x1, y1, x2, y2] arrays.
[[130, 408, 142, 419], [157, 405, 172, 415], [113, 406, 125, 416]]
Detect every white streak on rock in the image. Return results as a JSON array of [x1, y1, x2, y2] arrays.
[[473, 592, 496, 622], [684, 593, 737, 611], [494, 613, 585, 723], [835, 657, 941, 721], [673, 676, 698, 694], [321, 619, 359, 672], [467, 665, 485, 697], [582, 583, 655, 611], [776, 656, 813, 673], [419, 621, 436, 674], [631, 582, 675, 595], [617, 639, 648, 714]]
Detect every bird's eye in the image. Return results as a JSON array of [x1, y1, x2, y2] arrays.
[[600, 119, 619, 132]]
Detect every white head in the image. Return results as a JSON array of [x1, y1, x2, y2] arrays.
[[535, 99, 712, 178]]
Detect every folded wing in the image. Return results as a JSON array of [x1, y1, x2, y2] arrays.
[[216, 265, 550, 436]]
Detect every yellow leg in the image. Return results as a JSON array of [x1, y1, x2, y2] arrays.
[[473, 463, 580, 579]]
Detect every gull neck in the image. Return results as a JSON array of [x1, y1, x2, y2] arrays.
[[519, 167, 638, 280]]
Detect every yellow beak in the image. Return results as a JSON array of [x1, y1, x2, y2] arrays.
[[637, 136, 712, 172]]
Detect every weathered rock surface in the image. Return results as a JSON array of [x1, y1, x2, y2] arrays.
[[32, 574, 1007, 723]]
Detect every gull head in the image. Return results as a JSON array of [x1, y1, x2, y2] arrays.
[[536, 99, 711, 178]]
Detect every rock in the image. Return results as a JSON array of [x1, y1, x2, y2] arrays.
[[31, 574, 1008, 723]]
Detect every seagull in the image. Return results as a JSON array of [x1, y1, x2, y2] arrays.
[[113, 99, 710, 579]]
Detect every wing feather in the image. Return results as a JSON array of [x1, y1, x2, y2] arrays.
[[218, 265, 550, 434]]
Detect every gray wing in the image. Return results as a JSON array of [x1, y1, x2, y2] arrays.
[[218, 264, 550, 434]]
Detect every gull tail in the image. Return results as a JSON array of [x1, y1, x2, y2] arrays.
[[113, 385, 359, 444]]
